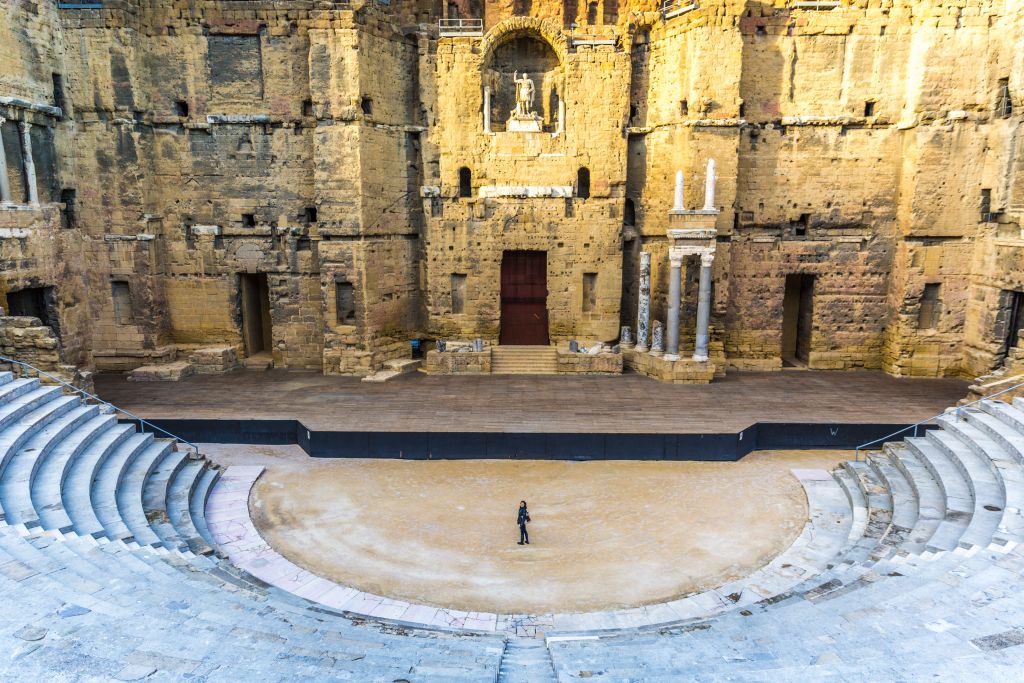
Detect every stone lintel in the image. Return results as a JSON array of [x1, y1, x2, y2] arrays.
[[668, 210, 719, 231], [478, 185, 573, 199], [0, 97, 63, 119]]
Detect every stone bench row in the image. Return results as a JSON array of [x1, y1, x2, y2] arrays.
[[0, 372, 505, 679]]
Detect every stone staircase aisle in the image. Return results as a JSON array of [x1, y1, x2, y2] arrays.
[[490, 345, 558, 375], [497, 638, 558, 683]]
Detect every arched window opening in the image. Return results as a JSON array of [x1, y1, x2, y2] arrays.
[[577, 167, 591, 199], [586, 2, 598, 25], [458, 166, 472, 198], [624, 198, 635, 226], [512, 0, 532, 16], [603, 0, 618, 25]]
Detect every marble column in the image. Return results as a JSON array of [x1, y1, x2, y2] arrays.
[[19, 121, 38, 206], [702, 158, 716, 211], [557, 99, 566, 135], [693, 250, 714, 362], [636, 251, 651, 352], [672, 170, 685, 211], [483, 86, 491, 133], [665, 248, 683, 361], [0, 116, 11, 204]]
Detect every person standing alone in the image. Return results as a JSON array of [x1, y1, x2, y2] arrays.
[[517, 500, 531, 545]]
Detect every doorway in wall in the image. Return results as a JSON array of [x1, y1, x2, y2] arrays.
[[998, 289, 1024, 362], [781, 274, 815, 367], [499, 250, 549, 345], [6, 286, 57, 332], [239, 273, 272, 357]]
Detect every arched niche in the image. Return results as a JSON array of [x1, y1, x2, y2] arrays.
[[482, 22, 567, 133]]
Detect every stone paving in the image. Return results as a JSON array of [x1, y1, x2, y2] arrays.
[[93, 369, 969, 433], [1, 368, 1024, 680]]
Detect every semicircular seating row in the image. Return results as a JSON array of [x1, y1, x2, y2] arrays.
[[0, 367, 1024, 680]]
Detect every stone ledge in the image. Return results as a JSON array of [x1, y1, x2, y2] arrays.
[[625, 349, 715, 384], [422, 349, 491, 375], [556, 349, 622, 375]]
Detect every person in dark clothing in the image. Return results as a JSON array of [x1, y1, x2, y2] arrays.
[[517, 500, 531, 545]]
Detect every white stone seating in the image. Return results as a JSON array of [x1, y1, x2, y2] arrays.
[[0, 404, 97, 527], [3, 377, 1024, 678]]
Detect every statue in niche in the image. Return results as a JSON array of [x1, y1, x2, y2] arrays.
[[508, 70, 543, 132], [512, 71, 536, 117]]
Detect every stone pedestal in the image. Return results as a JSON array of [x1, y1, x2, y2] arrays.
[[507, 114, 542, 132], [623, 349, 715, 384]]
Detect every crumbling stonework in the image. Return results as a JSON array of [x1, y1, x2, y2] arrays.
[[0, 1, 1022, 382]]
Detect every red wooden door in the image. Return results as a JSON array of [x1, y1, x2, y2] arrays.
[[500, 251, 549, 345]]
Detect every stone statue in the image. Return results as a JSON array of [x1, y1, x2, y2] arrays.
[[512, 71, 536, 117], [507, 71, 542, 132]]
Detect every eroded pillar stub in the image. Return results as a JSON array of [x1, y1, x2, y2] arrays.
[[636, 251, 651, 352], [693, 250, 714, 362]]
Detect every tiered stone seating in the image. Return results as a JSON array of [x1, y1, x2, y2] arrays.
[[547, 397, 1024, 679], [0, 372, 504, 680], [1, 364, 1023, 679]]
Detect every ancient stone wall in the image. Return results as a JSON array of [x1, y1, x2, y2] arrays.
[[0, 0, 1021, 381]]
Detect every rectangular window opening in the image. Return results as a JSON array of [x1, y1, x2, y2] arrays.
[[242, 213, 256, 228], [980, 188, 993, 222], [451, 274, 467, 314], [175, 100, 189, 117], [302, 99, 314, 117], [304, 206, 318, 223], [335, 280, 356, 324], [996, 78, 1012, 118], [918, 283, 942, 330], [582, 273, 598, 312], [112, 281, 133, 325], [60, 188, 76, 229], [864, 100, 876, 117]]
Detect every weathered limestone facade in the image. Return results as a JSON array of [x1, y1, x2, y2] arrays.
[[0, 0, 1022, 380]]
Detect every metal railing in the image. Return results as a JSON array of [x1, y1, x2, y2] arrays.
[[789, 1, 842, 9], [0, 355, 200, 457], [438, 18, 484, 36], [854, 379, 1024, 461], [661, 0, 699, 19]]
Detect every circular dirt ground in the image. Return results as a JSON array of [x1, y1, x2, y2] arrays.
[[236, 448, 846, 614]]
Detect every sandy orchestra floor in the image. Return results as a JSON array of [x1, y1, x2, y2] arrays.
[[203, 445, 848, 614]]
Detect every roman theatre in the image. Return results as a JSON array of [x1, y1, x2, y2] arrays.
[[0, 0, 1023, 680]]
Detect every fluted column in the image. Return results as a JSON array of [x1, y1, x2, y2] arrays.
[[702, 158, 716, 211], [0, 116, 11, 204], [636, 251, 651, 352], [19, 121, 38, 206], [693, 250, 714, 362], [665, 248, 683, 361]]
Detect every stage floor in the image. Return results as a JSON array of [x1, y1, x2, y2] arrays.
[[93, 368, 970, 434]]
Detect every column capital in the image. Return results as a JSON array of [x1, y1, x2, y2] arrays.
[[18, 120, 32, 132], [700, 250, 715, 268], [0, 115, 5, 126], [668, 247, 686, 268]]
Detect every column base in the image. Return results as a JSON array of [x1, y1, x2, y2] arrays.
[[650, 350, 663, 357], [620, 342, 635, 350], [692, 354, 709, 362], [635, 345, 649, 353], [663, 353, 680, 362]]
